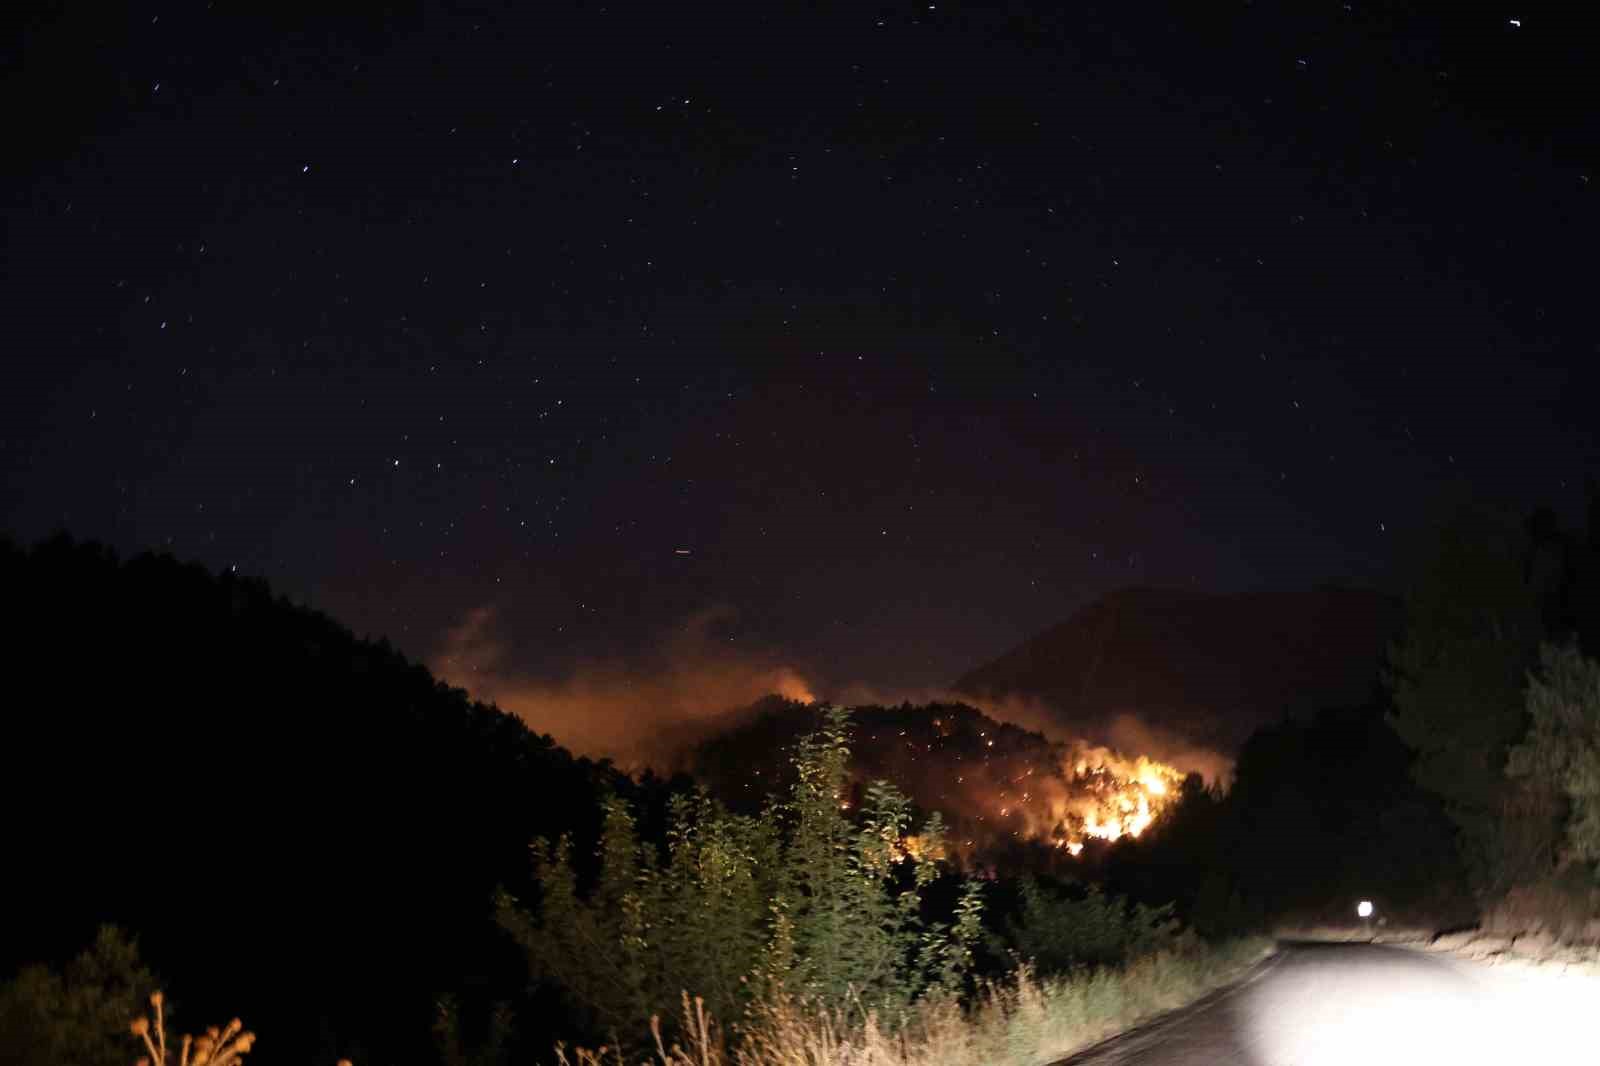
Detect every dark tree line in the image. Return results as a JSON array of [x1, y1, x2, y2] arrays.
[[1086, 699, 1469, 937], [1098, 482, 1600, 935], [0, 534, 683, 1065], [1387, 488, 1600, 902]]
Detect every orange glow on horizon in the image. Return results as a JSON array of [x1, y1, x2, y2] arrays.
[[774, 672, 816, 704]]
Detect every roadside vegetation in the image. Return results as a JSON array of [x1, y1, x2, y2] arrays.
[[1386, 503, 1600, 941], [2, 706, 1263, 1066], [493, 705, 1266, 1065], [627, 936, 1269, 1066]]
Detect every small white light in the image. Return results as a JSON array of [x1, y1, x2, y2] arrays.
[[1357, 899, 1375, 919]]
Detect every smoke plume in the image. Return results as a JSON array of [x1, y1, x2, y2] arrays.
[[429, 603, 813, 767], [826, 682, 1232, 785], [432, 606, 1231, 786]]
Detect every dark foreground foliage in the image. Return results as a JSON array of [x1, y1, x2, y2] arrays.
[[497, 706, 984, 1052], [0, 534, 658, 1064], [0, 926, 156, 1066]]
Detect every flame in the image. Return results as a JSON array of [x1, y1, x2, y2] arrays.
[[1016, 748, 1184, 854], [900, 834, 945, 862], [722, 702, 1189, 865]]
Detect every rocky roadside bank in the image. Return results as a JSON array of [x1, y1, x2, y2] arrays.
[[1275, 922, 1600, 976]]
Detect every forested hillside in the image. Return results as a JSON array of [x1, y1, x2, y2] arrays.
[[0, 535, 653, 1064]]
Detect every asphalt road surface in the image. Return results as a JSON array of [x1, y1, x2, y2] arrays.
[[1053, 940, 1594, 1066]]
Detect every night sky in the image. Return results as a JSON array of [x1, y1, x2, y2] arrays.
[[4, 2, 1596, 734]]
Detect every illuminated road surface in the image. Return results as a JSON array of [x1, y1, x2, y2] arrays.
[[1055, 940, 1595, 1065]]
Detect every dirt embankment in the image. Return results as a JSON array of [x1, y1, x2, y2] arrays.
[[1275, 921, 1600, 977]]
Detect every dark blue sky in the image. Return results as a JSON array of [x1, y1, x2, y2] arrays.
[[4, 1, 1595, 701]]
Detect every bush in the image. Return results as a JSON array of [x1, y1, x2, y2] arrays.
[[996, 878, 1180, 972], [496, 706, 983, 1049], [1507, 643, 1600, 880], [0, 926, 157, 1066], [496, 789, 781, 1042]]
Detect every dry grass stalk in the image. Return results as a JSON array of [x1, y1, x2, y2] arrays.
[[129, 991, 257, 1066]]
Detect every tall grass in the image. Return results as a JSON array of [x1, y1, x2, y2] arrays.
[[556, 936, 1271, 1066]]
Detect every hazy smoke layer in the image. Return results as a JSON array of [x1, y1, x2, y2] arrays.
[[966, 698, 1232, 785], [831, 683, 1232, 784], [1099, 711, 1234, 786], [429, 604, 813, 767], [432, 607, 1232, 783]]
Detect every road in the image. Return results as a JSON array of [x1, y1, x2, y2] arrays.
[[1053, 940, 1594, 1066]]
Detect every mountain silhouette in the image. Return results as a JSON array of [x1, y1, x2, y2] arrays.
[[952, 586, 1403, 752]]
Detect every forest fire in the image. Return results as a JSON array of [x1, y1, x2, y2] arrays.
[[690, 699, 1196, 865], [994, 747, 1187, 854]]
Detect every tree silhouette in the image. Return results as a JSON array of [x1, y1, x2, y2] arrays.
[[1385, 505, 1546, 895]]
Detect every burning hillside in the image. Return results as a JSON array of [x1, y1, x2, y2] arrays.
[[688, 698, 1192, 865]]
